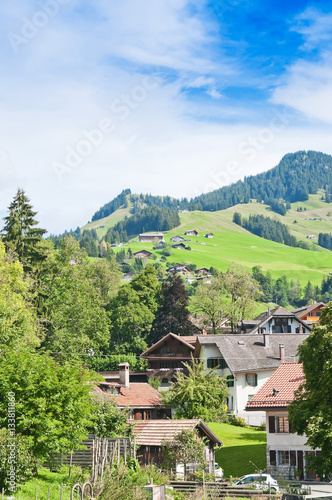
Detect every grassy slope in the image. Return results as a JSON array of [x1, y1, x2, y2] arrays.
[[82, 192, 332, 287], [208, 423, 267, 478]]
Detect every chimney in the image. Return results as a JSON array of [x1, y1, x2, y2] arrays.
[[119, 362, 130, 389], [279, 344, 285, 363], [290, 355, 296, 363], [263, 331, 270, 347]]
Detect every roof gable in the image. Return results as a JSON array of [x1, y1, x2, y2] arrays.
[[140, 332, 196, 358], [94, 382, 164, 408], [246, 363, 305, 410]]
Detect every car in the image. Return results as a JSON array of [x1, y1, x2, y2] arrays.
[[213, 463, 224, 481], [234, 473, 279, 492]]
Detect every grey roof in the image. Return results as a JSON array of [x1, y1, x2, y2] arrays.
[[195, 333, 309, 373]]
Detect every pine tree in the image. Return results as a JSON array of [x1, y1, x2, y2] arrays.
[[2, 189, 47, 271], [149, 272, 196, 344]]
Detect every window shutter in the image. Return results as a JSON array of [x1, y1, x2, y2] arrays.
[[270, 450, 276, 466], [245, 374, 248, 386], [207, 359, 212, 369], [269, 416, 275, 434], [288, 419, 293, 433], [290, 450, 296, 466], [254, 374, 258, 386]]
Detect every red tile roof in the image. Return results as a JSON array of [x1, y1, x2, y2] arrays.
[[246, 363, 305, 410], [93, 382, 164, 409], [132, 419, 222, 446]]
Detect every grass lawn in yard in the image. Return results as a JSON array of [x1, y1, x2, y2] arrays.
[[208, 423, 267, 479]]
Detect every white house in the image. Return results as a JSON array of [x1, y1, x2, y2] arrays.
[[246, 363, 320, 480], [238, 306, 311, 335], [194, 333, 309, 426]]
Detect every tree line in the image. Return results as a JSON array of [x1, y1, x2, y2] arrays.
[[233, 212, 313, 250]]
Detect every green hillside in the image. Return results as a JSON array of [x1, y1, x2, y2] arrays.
[[99, 192, 332, 287]]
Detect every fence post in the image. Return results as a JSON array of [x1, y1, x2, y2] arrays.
[[36, 485, 39, 500]]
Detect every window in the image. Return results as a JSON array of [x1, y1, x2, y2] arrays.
[[145, 410, 151, 420], [276, 416, 289, 433], [316, 312, 321, 317], [308, 312, 313, 317], [207, 358, 226, 369], [278, 450, 290, 465], [246, 374, 258, 387], [226, 375, 234, 387], [127, 410, 134, 420]]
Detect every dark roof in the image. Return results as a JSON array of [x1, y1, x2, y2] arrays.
[[246, 363, 304, 410], [132, 419, 222, 447], [140, 332, 196, 358], [194, 333, 309, 372]]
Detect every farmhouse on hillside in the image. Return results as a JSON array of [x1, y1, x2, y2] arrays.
[[185, 229, 198, 236], [166, 264, 191, 275], [194, 268, 210, 275], [170, 235, 185, 242], [204, 233, 214, 238], [194, 332, 309, 426], [133, 249, 153, 258], [132, 419, 222, 469], [246, 363, 320, 480], [139, 233, 164, 243], [172, 243, 187, 250]]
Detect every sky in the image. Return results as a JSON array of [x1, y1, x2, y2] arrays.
[[1, 0, 332, 233]]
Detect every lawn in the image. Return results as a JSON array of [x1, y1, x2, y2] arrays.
[[208, 423, 267, 479], [4, 468, 85, 500]]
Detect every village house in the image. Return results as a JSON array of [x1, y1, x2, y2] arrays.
[[170, 235, 185, 242], [238, 306, 311, 334], [95, 363, 171, 421], [172, 243, 187, 250], [246, 363, 320, 480], [194, 267, 210, 275], [194, 333, 309, 426], [185, 230, 199, 236], [292, 302, 325, 326], [139, 233, 164, 243], [140, 333, 197, 391], [132, 419, 222, 469], [204, 233, 214, 238], [166, 264, 191, 275], [132, 249, 153, 259]]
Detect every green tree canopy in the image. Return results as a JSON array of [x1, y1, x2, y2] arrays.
[[191, 275, 225, 333], [162, 357, 228, 421], [2, 189, 47, 271], [288, 302, 332, 477], [161, 429, 206, 473]]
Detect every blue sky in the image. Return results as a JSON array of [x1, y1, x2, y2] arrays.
[[1, 0, 332, 232]]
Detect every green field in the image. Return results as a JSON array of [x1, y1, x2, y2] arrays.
[[208, 423, 267, 478], [80, 192, 332, 287]]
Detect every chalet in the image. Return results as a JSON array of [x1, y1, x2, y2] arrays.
[[94, 363, 171, 421], [306, 235, 316, 239], [185, 230, 198, 236], [194, 268, 210, 275], [195, 333, 309, 426], [133, 250, 153, 259], [196, 276, 212, 284], [204, 233, 214, 238], [238, 306, 311, 334], [121, 272, 135, 282], [172, 243, 186, 250], [140, 333, 197, 391], [246, 363, 320, 480], [292, 302, 325, 326], [132, 419, 222, 469], [166, 265, 191, 275], [139, 233, 164, 243], [170, 236, 185, 242]]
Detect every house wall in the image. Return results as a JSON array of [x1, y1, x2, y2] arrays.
[[259, 318, 308, 334], [298, 306, 323, 323], [266, 409, 319, 479], [200, 345, 272, 426]]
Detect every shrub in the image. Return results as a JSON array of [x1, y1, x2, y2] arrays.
[[230, 416, 246, 427], [259, 422, 266, 431]]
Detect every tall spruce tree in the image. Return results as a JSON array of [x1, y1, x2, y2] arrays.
[[149, 272, 196, 344], [2, 189, 47, 271]]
